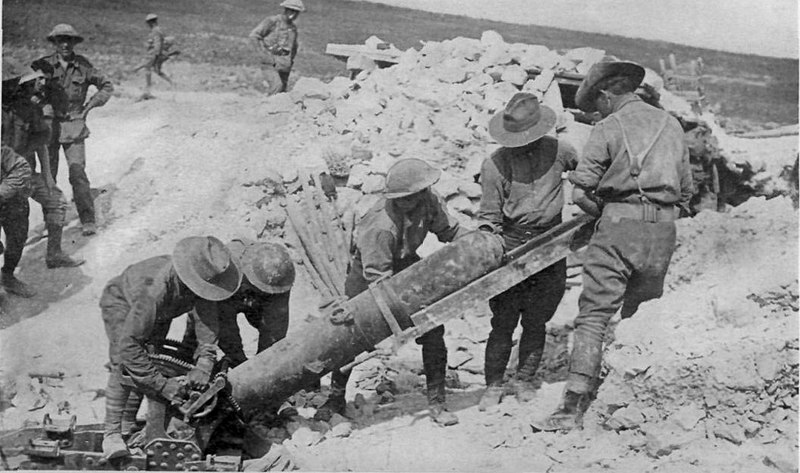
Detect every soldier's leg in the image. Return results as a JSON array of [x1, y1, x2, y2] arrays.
[[484, 286, 522, 387], [620, 222, 677, 319], [278, 71, 290, 93], [516, 259, 567, 388], [417, 325, 457, 425], [62, 141, 95, 227], [30, 174, 83, 268], [47, 142, 61, 180], [0, 199, 35, 298], [100, 285, 132, 457], [262, 66, 283, 96]]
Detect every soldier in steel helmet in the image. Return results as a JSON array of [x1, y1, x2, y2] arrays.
[[315, 158, 471, 427], [32, 24, 114, 237], [249, 0, 305, 94], [183, 239, 296, 366]]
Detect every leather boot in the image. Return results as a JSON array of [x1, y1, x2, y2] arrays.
[[513, 348, 544, 403], [0, 271, 36, 298], [429, 403, 458, 426], [531, 390, 592, 432], [102, 432, 130, 459], [478, 384, 504, 412], [46, 224, 85, 269]]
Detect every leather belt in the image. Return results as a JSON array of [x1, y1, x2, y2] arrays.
[[603, 202, 677, 223]]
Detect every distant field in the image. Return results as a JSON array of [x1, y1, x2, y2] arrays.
[[3, 0, 797, 126]]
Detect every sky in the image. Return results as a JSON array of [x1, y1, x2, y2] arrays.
[[352, 0, 798, 59]]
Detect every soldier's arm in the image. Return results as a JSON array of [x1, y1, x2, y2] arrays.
[[678, 143, 695, 208], [430, 189, 471, 242], [81, 66, 114, 118], [359, 229, 396, 282], [0, 146, 32, 202], [568, 123, 611, 217], [117, 291, 170, 393], [476, 156, 505, 234], [249, 17, 275, 52]]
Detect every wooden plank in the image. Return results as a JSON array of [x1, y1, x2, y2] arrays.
[[409, 215, 595, 336], [325, 43, 402, 64]]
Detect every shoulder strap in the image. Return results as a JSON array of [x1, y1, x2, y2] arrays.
[[610, 113, 670, 177]]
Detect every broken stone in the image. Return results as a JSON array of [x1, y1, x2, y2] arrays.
[[290, 77, 331, 101], [265, 93, 296, 114], [500, 65, 527, 86], [480, 30, 505, 48], [361, 174, 385, 194], [605, 406, 644, 431], [713, 421, 746, 445], [448, 195, 476, 215], [329, 422, 353, 438], [346, 163, 370, 189], [290, 426, 322, 447], [458, 182, 482, 199], [670, 404, 705, 431]]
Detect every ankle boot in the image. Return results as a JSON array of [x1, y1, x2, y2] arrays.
[[513, 349, 544, 403], [46, 224, 85, 269], [532, 390, 592, 432]]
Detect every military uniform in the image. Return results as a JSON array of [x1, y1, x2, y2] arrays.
[[566, 94, 693, 393], [183, 290, 290, 367], [478, 136, 578, 390], [99, 255, 225, 438], [327, 190, 469, 407], [249, 14, 298, 94], [32, 53, 113, 227], [0, 146, 32, 278], [2, 94, 68, 232]]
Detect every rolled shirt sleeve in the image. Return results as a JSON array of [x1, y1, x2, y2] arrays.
[[477, 155, 505, 233], [568, 122, 611, 191], [0, 146, 32, 201], [359, 229, 396, 283], [86, 66, 114, 109], [428, 190, 470, 242], [117, 291, 169, 392]]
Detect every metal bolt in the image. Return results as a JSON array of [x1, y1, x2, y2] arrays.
[[190, 467, 199, 472], [191, 453, 200, 461], [170, 442, 178, 450], [175, 463, 183, 469], [160, 462, 169, 468], [155, 442, 163, 449], [163, 452, 170, 458], [99, 458, 107, 465], [184, 444, 194, 452], [147, 449, 155, 456], [177, 453, 185, 460], [149, 461, 157, 467], [86, 458, 95, 465]]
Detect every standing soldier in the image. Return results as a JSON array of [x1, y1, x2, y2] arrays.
[[534, 61, 693, 432], [133, 14, 176, 101], [33, 24, 114, 237], [0, 143, 32, 299], [476, 93, 578, 410], [183, 239, 295, 367], [315, 158, 470, 426], [99, 236, 242, 459], [2, 59, 85, 277], [249, 0, 305, 95]]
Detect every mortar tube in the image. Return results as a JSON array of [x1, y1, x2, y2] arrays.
[[228, 230, 505, 416]]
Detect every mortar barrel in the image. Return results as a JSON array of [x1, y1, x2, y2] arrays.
[[228, 231, 504, 415]]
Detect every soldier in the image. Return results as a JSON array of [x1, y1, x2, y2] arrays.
[[476, 93, 578, 410], [680, 118, 722, 214], [2, 59, 85, 277], [133, 14, 176, 101], [249, 0, 305, 95], [315, 158, 470, 426], [99, 236, 242, 459], [183, 239, 295, 367], [33, 24, 114, 237], [534, 62, 693, 432], [0, 144, 32, 300]]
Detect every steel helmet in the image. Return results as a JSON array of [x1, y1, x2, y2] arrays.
[[383, 158, 442, 199], [229, 240, 295, 294], [280, 0, 306, 12], [145, 13, 158, 22], [46, 24, 84, 43]]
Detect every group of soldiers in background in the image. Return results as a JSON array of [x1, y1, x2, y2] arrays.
[[1, 0, 707, 460]]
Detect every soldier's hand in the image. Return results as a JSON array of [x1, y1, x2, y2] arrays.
[[160, 376, 187, 404], [186, 357, 214, 389], [329, 305, 354, 325]]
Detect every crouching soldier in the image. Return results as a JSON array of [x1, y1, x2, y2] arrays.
[[99, 236, 242, 459], [315, 158, 470, 426], [184, 239, 296, 366], [476, 93, 578, 410]]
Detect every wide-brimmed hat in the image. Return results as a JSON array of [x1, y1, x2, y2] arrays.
[[47, 24, 84, 43], [280, 0, 306, 12], [383, 158, 441, 199], [228, 239, 295, 294], [489, 93, 556, 148], [145, 13, 158, 22], [575, 61, 646, 113], [173, 236, 242, 301]]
